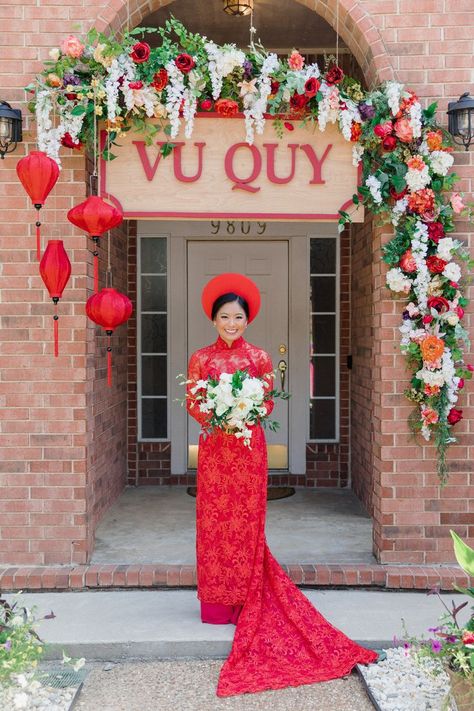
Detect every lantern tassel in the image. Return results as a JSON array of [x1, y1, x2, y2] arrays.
[[107, 335, 112, 387], [53, 298, 59, 358], [92, 236, 100, 293], [35, 206, 42, 261]]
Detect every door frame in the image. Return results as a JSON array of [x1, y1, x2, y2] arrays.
[[137, 220, 339, 475]]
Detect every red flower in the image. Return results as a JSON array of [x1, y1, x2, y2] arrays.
[[151, 69, 168, 91], [427, 222, 445, 244], [270, 80, 280, 95], [447, 408, 463, 425], [374, 121, 393, 139], [383, 135, 397, 152], [65, 93, 77, 101], [426, 255, 447, 274], [455, 306, 465, 319], [422, 315, 434, 324], [390, 186, 408, 201], [458, 378, 465, 389], [290, 92, 308, 111], [427, 296, 450, 314], [284, 121, 295, 131], [128, 80, 143, 90], [215, 98, 239, 117], [468, 364, 474, 372], [326, 65, 344, 85], [462, 631, 474, 645], [130, 42, 150, 64], [175, 53, 195, 74], [61, 132, 83, 150], [399, 249, 417, 273], [304, 77, 321, 98], [199, 98, 213, 111]]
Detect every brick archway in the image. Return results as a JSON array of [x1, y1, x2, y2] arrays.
[[95, 0, 395, 88]]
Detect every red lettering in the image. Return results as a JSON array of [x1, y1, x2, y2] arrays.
[[299, 143, 332, 184], [263, 143, 298, 184], [173, 142, 206, 183], [132, 140, 164, 182], [224, 143, 261, 193]]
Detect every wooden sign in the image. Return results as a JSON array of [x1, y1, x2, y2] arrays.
[[100, 116, 363, 222]]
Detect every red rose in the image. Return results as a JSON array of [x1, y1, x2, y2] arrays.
[[130, 42, 151, 64], [61, 132, 83, 150], [175, 53, 195, 74], [65, 93, 77, 101], [455, 306, 465, 319], [290, 92, 308, 110], [468, 364, 474, 372], [284, 121, 295, 131], [383, 135, 397, 152], [390, 186, 408, 201], [427, 222, 445, 244], [426, 255, 447, 274], [326, 65, 344, 85], [450, 281, 459, 288], [462, 631, 474, 645], [458, 378, 465, 389], [422, 315, 434, 324], [399, 249, 417, 273], [304, 77, 321, 98], [447, 408, 463, 425], [151, 69, 168, 91], [374, 121, 393, 139], [215, 98, 239, 117], [129, 80, 143, 90], [427, 296, 450, 314], [199, 98, 213, 111], [270, 80, 280, 95]]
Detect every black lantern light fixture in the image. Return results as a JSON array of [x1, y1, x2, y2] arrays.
[[223, 0, 254, 16], [0, 101, 22, 159], [447, 92, 474, 151]]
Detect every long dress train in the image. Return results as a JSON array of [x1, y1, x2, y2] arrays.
[[187, 336, 377, 697]]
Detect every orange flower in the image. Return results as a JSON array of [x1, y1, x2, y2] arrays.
[[350, 122, 362, 142], [426, 130, 443, 152], [421, 406, 439, 425], [406, 155, 426, 171], [215, 98, 239, 118], [420, 335, 445, 363], [424, 384, 441, 396], [408, 188, 435, 215]]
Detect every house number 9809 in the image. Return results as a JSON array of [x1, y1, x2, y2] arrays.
[[210, 221, 267, 235]]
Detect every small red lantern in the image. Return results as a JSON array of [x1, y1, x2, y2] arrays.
[[39, 240, 71, 357], [86, 288, 132, 386], [16, 151, 59, 260], [67, 197, 123, 294]]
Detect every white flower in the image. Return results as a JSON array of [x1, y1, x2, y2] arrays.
[[429, 150, 454, 177], [385, 81, 403, 116], [409, 101, 422, 138], [391, 197, 408, 226], [352, 144, 364, 166], [416, 368, 445, 387], [386, 267, 411, 294], [445, 312, 459, 326], [443, 261, 461, 283], [49, 47, 60, 62], [365, 175, 383, 204], [231, 397, 253, 419], [205, 41, 246, 100], [437, 237, 455, 261], [406, 166, 430, 192], [73, 657, 86, 672]]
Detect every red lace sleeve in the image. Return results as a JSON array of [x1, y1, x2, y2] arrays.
[[186, 351, 210, 427], [258, 350, 274, 418]]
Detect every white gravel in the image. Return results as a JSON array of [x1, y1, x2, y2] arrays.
[[0, 672, 76, 711], [357, 647, 453, 711]]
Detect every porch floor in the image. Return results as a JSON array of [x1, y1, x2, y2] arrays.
[[91, 486, 375, 565]]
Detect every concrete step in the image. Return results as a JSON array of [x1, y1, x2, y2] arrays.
[[7, 588, 468, 661]]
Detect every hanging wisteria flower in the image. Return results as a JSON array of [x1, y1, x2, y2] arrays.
[[365, 174, 383, 204]]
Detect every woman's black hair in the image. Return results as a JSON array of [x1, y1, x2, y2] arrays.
[[211, 292, 249, 321]]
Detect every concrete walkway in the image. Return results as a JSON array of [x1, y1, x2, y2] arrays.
[[10, 588, 468, 661], [91, 487, 375, 565]]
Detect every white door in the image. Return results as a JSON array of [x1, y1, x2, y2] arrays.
[[187, 240, 289, 469]]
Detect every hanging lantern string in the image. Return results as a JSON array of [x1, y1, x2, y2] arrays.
[[106, 131, 113, 289], [249, 6, 256, 50], [90, 90, 99, 197], [336, 0, 339, 66]]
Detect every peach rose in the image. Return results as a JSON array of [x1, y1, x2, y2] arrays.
[[394, 117, 413, 143], [450, 192, 465, 214], [60, 35, 85, 59], [288, 50, 304, 71]]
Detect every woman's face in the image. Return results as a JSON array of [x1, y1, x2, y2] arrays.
[[214, 300, 248, 346]]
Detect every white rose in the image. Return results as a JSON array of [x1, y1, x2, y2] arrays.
[[49, 47, 60, 62], [437, 237, 454, 261], [443, 262, 461, 283], [446, 312, 459, 326]]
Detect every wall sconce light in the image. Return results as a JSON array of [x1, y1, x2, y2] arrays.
[[223, 0, 254, 16], [447, 92, 474, 151], [0, 101, 23, 159]]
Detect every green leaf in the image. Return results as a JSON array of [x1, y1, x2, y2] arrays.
[[352, 194, 360, 205], [451, 530, 474, 577], [160, 142, 175, 158], [71, 105, 86, 116]]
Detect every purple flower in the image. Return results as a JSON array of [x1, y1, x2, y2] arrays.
[[430, 639, 442, 654], [446, 635, 457, 644], [359, 102, 375, 120], [428, 626, 441, 633], [63, 73, 81, 87], [242, 60, 254, 80], [4, 639, 11, 651], [402, 310, 411, 320]]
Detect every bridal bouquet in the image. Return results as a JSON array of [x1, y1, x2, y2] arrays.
[[183, 369, 287, 447]]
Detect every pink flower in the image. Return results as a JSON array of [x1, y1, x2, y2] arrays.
[[455, 306, 464, 319], [60, 35, 85, 58], [422, 315, 434, 324], [450, 192, 465, 214], [374, 121, 393, 139], [284, 121, 295, 131], [288, 50, 304, 71], [458, 378, 465, 389], [422, 407, 439, 425], [467, 364, 474, 372], [394, 117, 414, 143]]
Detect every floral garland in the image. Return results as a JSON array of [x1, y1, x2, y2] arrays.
[[27, 19, 473, 481]]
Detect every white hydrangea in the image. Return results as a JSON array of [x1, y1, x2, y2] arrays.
[[443, 261, 461, 283], [415, 367, 446, 387], [386, 267, 412, 294], [205, 41, 246, 100], [429, 150, 454, 176], [406, 166, 430, 192], [437, 237, 455, 261], [365, 174, 383, 204]]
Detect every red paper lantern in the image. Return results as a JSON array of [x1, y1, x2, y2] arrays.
[[39, 240, 71, 357], [86, 288, 132, 386], [67, 197, 123, 294], [16, 151, 59, 260]]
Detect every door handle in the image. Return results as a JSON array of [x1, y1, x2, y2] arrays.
[[278, 359, 287, 392]]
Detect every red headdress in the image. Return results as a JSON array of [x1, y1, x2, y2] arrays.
[[201, 273, 261, 324]]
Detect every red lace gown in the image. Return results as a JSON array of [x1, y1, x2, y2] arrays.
[[187, 336, 377, 697]]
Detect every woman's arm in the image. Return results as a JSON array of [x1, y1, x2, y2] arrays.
[[186, 352, 210, 426]]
